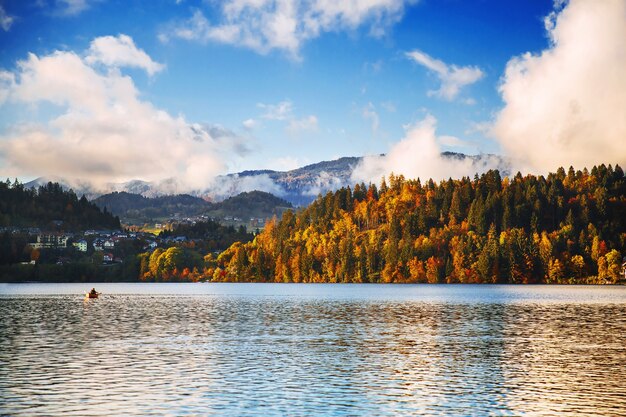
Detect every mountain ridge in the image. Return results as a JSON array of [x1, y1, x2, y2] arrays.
[[92, 190, 292, 224], [24, 152, 510, 206]]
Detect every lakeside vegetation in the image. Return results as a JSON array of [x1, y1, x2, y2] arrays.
[[1, 165, 624, 284], [209, 165, 625, 284]]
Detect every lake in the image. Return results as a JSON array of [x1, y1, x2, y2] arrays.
[[1, 283, 626, 416]]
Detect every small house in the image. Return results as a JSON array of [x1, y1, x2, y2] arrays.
[[93, 239, 104, 251], [73, 239, 88, 252]]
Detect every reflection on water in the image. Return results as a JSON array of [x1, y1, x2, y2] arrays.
[[1, 284, 625, 416]]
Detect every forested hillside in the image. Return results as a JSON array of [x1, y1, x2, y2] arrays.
[[0, 180, 120, 230], [93, 190, 291, 223], [212, 165, 625, 284], [93, 192, 209, 219], [204, 191, 292, 220]]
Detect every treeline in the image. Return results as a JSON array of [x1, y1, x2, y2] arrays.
[[0, 180, 120, 230], [210, 165, 625, 284], [160, 220, 253, 251]]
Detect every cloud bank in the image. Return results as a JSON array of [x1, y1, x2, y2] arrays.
[[0, 35, 244, 191], [493, 0, 626, 173], [352, 115, 503, 184], [162, 0, 414, 58]]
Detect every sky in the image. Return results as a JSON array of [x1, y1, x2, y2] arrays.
[[0, 0, 624, 191]]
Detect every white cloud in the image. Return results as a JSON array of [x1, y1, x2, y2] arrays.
[[269, 156, 307, 171], [493, 0, 626, 173], [287, 114, 318, 134], [0, 5, 14, 31], [57, 0, 92, 16], [438, 135, 467, 148], [465, 121, 492, 136], [256, 99, 317, 135], [351, 115, 501, 184], [207, 173, 286, 199], [258, 100, 293, 120], [86, 34, 165, 76], [303, 170, 347, 196], [242, 118, 257, 130], [0, 36, 242, 191], [362, 102, 379, 133], [162, 0, 413, 58], [406, 49, 483, 101]]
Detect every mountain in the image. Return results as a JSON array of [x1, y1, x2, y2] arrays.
[[221, 156, 363, 206], [24, 153, 510, 206], [92, 190, 292, 224]]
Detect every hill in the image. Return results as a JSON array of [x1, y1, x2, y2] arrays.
[[212, 164, 625, 284], [204, 191, 292, 221], [92, 190, 292, 224], [93, 192, 209, 221]]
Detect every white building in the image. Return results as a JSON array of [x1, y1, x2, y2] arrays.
[[73, 239, 88, 252], [30, 234, 68, 249]]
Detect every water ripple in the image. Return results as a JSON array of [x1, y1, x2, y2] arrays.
[[1, 285, 625, 416]]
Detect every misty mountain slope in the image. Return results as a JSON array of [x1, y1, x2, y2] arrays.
[[219, 153, 509, 205], [221, 156, 362, 205], [24, 153, 510, 206]]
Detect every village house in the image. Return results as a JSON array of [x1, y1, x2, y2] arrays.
[[93, 238, 104, 251], [30, 233, 69, 249], [103, 239, 115, 249], [103, 253, 114, 263], [73, 239, 88, 252]]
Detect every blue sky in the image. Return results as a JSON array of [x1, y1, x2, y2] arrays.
[[0, 0, 624, 190]]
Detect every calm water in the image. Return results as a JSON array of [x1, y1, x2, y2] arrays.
[[1, 284, 626, 416]]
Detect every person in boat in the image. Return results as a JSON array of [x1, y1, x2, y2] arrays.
[[89, 288, 97, 296]]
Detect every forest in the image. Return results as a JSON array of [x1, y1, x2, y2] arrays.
[[203, 164, 625, 284], [0, 180, 120, 230]]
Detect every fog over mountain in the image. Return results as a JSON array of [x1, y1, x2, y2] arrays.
[[24, 152, 509, 206]]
